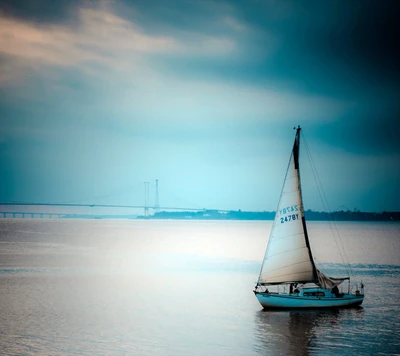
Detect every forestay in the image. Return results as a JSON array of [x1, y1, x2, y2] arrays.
[[258, 128, 318, 285]]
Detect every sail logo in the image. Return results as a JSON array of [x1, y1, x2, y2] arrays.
[[279, 205, 298, 216]]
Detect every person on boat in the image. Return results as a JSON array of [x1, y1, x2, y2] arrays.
[[332, 286, 344, 297], [289, 284, 294, 294], [291, 283, 299, 294]]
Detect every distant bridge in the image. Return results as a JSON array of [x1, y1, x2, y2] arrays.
[[0, 202, 206, 211], [0, 202, 211, 219], [0, 179, 231, 218], [1, 212, 62, 219]]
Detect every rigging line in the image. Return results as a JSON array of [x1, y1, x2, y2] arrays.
[[312, 158, 352, 275], [301, 134, 336, 253], [303, 132, 352, 277], [302, 133, 350, 275], [301, 131, 353, 277]]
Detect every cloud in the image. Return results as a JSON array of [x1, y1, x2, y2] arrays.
[[0, 0, 393, 153], [0, 4, 237, 84], [0, 2, 350, 139], [223, 15, 246, 32], [0, 7, 176, 75], [0, 0, 398, 211]]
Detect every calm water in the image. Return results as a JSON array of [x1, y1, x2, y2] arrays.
[[0, 219, 399, 355]]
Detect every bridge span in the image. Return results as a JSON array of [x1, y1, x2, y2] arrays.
[[0, 202, 210, 219]]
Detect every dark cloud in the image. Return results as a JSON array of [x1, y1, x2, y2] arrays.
[[293, 0, 400, 90], [145, 0, 400, 156], [304, 99, 400, 155], [127, 0, 399, 103], [1, 0, 399, 155], [120, 0, 233, 35], [3, 0, 397, 91], [218, 0, 400, 92], [0, 0, 79, 24]]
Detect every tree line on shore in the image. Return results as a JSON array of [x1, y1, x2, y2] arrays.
[[139, 209, 399, 221]]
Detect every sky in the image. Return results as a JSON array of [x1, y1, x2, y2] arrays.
[[0, 0, 399, 213]]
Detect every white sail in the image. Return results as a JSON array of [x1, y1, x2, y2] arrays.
[[254, 127, 364, 310], [258, 129, 317, 285]]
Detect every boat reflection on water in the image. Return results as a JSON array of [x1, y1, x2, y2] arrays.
[[253, 308, 363, 355]]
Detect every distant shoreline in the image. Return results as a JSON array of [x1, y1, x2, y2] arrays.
[[0, 210, 398, 221], [136, 209, 399, 222]]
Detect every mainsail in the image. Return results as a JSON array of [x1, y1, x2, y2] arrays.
[[317, 269, 349, 289], [258, 127, 318, 285]]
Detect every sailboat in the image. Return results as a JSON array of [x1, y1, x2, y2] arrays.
[[254, 126, 364, 309]]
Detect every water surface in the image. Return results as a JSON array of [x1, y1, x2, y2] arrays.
[[0, 219, 399, 355]]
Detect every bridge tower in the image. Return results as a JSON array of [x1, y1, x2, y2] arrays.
[[144, 181, 150, 216], [154, 179, 160, 213]]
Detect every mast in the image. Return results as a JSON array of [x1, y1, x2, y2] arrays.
[[257, 126, 319, 286], [294, 126, 318, 282]]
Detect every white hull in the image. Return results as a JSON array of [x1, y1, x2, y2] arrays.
[[255, 291, 364, 309]]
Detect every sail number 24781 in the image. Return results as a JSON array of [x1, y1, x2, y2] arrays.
[[280, 214, 299, 223], [279, 205, 299, 224]]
